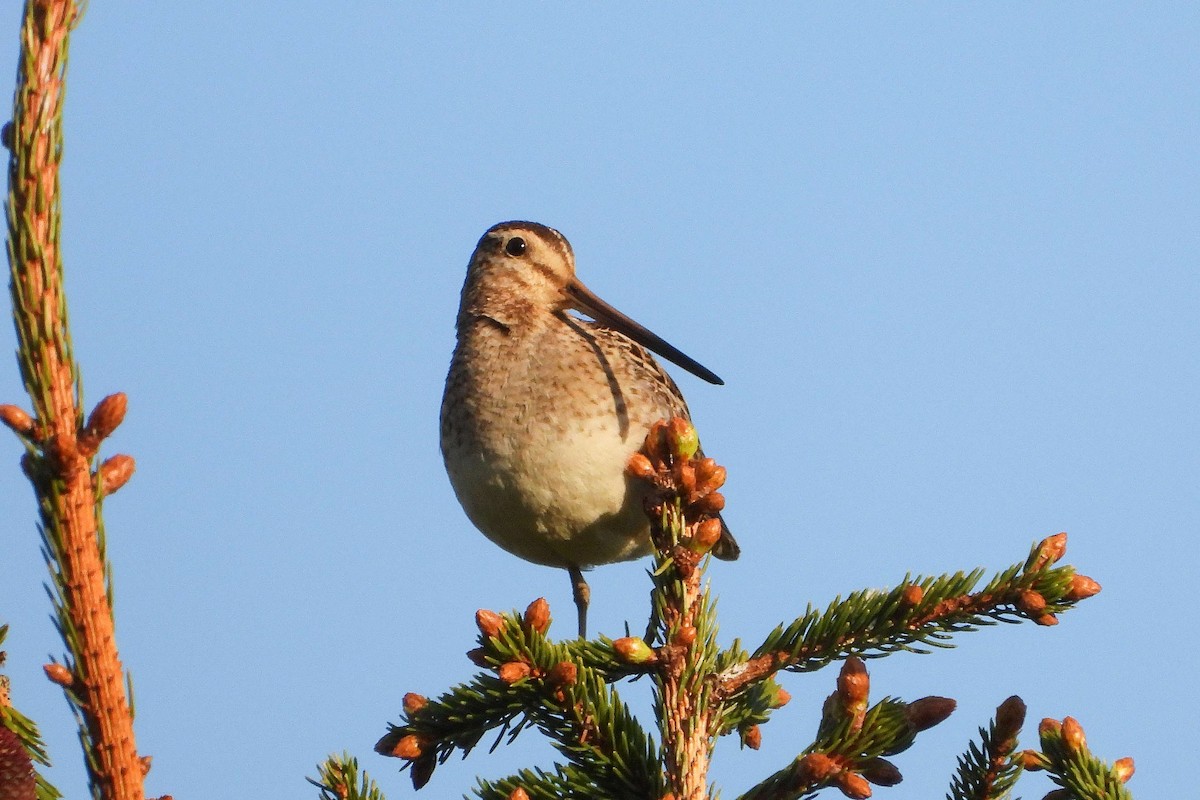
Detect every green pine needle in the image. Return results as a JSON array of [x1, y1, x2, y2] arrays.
[[379, 612, 662, 798], [946, 713, 1022, 799], [308, 752, 387, 800], [1039, 721, 1134, 800]]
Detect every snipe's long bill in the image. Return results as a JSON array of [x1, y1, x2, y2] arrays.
[[440, 221, 737, 638]]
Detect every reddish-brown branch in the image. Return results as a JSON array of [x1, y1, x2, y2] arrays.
[[657, 529, 712, 800], [633, 418, 727, 800], [6, 3, 145, 799], [714, 588, 1027, 700]]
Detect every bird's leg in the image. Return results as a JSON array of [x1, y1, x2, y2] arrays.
[[568, 564, 590, 639]]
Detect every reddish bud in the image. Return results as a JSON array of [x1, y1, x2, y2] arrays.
[[666, 417, 699, 460], [466, 647, 490, 667], [523, 597, 551, 634], [546, 661, 577, 688], [994, 695, 1027, 742], [1063, 574, 1101, 601], [905, 696, 956, 731], [498, 661, 531, 684], [1033, 613, 1059, 626], [1032, 532, 1068, 570], [613, 636, 657, 665], [507, 789, 531, 800], [901, 584, 924, 608], [1015, 589, 1047, 616], [860, 758, 902, 787], [1038, 718, 1063, 739], [697, 465, 727, 498], [626, 452, 655, 481], [390, 734, 426, 760], [741, 724, 762, 750], [1113, 757, 1135, 783], [0, 405, 35, 437], [97, 454, 135, 496], [773, 687, 792, 708], [704, 461, 726, 484], [698, 467, 726, 496], [81, 392, 127, 451], [695, 457, 722, 486], [691, 518, 723, 552], [1017, 749, 1046, 771], [402, 692, 427, 716], [1061, 716, 1086, 752], [692, 491, 725, 515], [836, 661, 869, 731], [43, 663, 73, 687], [675, 461, 697, 494], [672, 624, 697, 648], [837, 656, 870, 707], [796, 753, 839, 783], [476, 609, 504, 639], [835, 770, 872, 799]]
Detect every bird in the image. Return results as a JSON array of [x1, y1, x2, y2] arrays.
[[440, 221, 737, 638]]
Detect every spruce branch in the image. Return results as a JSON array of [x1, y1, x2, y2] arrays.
[[1020, 717, 1135, 800], [376, 602, 662, 797], [4, 3, 145, 799], [473, 768, 577, 800], [374, 417, 1114, 799], [946, 695, 1026, 800], [308, 753, 387, 800], [722, 676, 790, 751], [632, 417, 739, 800], [738, 657, 955, 800], [713, 533, 1100, 700]]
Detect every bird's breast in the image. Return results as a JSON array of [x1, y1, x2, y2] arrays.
[[440, 316, 679, 567]]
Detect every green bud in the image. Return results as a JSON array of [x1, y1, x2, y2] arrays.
[[666, 417, 699, 460]]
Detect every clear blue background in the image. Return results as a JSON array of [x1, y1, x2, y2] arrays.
[[0, 4, 1194, 798]]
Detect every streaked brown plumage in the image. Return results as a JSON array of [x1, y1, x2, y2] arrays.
[[440, 221, 736, 637]]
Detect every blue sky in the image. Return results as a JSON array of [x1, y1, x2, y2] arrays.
[[0, 4, 1195, 798]]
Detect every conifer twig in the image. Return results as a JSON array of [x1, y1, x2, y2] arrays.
[[308, 753, 387, 800], [377, 601, 663, 798], [634, 417, 732, 800], [1, 627, 62, 800], [3, 3, 144, 799], [738, 657, 955, 800], [713, 533, 1101, 700], [947, 695, 1025, 800], [1019, 716, 1135, 800]]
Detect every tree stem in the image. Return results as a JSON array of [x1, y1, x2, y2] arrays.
[[6, 3, 145, 798]]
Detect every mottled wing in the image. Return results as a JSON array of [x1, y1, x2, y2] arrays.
[[589, 320, 740, 561]]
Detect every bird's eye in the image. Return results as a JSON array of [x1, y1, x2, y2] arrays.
[[505, 237, 527, 257]]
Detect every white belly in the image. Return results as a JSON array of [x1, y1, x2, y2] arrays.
[[442, 411, 654, 568]]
